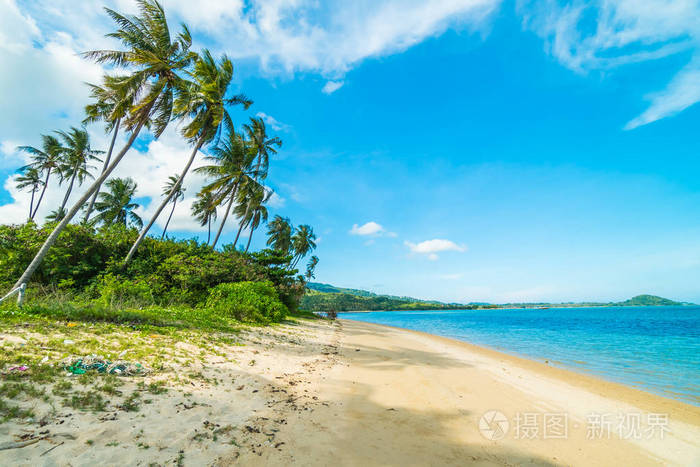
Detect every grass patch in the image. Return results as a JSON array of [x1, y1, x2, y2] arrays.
[[64, 390, 106, 412]]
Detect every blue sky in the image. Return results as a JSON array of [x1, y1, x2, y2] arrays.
[[1, 0, 699, 303]]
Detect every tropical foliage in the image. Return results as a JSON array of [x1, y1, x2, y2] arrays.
[[3, 0, 319, 324]]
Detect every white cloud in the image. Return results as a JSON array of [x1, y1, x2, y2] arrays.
[[350, 221, 386, 236], [519, 0, 700, 128], [321, 80, 344, 94], [255, 112, 290, 132], [405, 238, 467, 260]]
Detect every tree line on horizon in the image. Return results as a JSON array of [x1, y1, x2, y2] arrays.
[[7, 0, 318, 297]]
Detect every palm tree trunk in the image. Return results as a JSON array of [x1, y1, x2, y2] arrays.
[[161, 198, 177, 240], [60, 167, 78, 213], [124, 136, 205, 264], [233, 221, 244, 247], [211, 187, 237, 249], [207, 216, 211, 245], [245, 226, 254, 252], [84, 118, 120, 223], [11, 117, 149, 290], [28, 189, 35, 220], [31, 168, 51, 220]]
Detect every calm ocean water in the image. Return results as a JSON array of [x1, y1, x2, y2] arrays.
[[341, 306, 700, 406]]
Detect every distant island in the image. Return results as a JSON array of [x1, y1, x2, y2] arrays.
[[301, 283, 694, 312]]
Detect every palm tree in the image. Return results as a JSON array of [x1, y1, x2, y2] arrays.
[[45, 208, 66, 223], [305, 255, 319, 281], [191, 190, 218, 245], [55, 127, 103, 213], [15, 167, 43, 220], [93, 177, 142, 228], [124, 49, 252, 263], [196, 132, 258, 249], [82, 76, 134, 222], [12, 0, 195, 289], [266, 215, 293, 253], [240, 183, 271, 252], [17, 134, 63, 219], [291, 224, 317, 267], [231, 178, 261, 247], [160, 175, 185, 239], [243, 116, 281, 181]]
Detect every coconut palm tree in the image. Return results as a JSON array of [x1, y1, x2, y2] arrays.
[[191, 189, 218, 245], [231, 178, 263, 248], [266, 215, 293, 253], [305, 255, 319, 281], [124, 49, 252, 263], [55, 127, 103, 213], [160, 174, 185, 239], [12, 0, 195, 289], [15, 167, 43, 220], [195, 132, 258, 249], [17, 134, 63, 219], [45, 208, 67, 223], [82, 76, 134, 222], [93, 177, 142, 228], [244, 187, 271, 253], [243, 116, 280, 180], [290, 224, 317, 267]]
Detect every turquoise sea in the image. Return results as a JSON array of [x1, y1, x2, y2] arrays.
[[341, 306, 700, 406]]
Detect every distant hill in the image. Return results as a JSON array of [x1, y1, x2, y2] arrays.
[[616, 295, 683, 306], [301, 284, 692, 312]]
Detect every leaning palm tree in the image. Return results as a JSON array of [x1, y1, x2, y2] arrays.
[[17, 134, 63, 219], [195, 132, 258, 249], [243, 116, 280, 180], [45, 208, 66, 223], [124, 50, 252, 263], [290, 224, 317, 267], [244, 186, 271, 252], [266, 215, 293, 253], [93, 177, 142, 228], [191, 189, 218, 245], [305, 255, 319, 281], [231, 178, 263, 247], [82, 76, 134, 222], [15, 167, 43, 220], [12, 0, 195, 290], [160, 174, 185, 239], [55, 127, 103, 213]]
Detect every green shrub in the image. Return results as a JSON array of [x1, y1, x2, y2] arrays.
[[92, 273, 155, 308], [205, 281, 288, 324]]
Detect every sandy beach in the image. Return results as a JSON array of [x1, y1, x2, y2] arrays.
[[1, 318, 699, 466]]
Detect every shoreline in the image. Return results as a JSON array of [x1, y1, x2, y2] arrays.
[[340, 318, 700, 424], [2, 317, 699, 465]]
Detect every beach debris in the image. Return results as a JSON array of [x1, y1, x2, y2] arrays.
[[62, 339, 75, 345], [6, 365, 29, 372], [40, 441, 64, 456], [62, 355, 151, 376], [0, 435, 48, 451]]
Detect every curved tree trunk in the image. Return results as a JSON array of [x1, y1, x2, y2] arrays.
[[11, 118, 148, 290], [84, 118, 120, 223], [207, 216, 211, 245], [211, 188, 237, 249], [59, 166, 79, 213], [28, 189, 35, 220], [245, 226, 254, 252], [232, 221, 244, 248], [161, 198, 177, 240], [31, 168, 51, 220], [124, 136, 205, 264]]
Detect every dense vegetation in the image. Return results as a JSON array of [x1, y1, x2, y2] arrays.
[[2, 1, 320, 326]]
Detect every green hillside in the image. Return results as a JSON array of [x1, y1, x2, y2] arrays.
[[617, 295, 682, 306], [301, 285, 691, 312]]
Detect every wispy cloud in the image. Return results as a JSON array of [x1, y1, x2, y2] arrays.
[[405, 239, 467, 260], [255, 111, 290, 132], [519, 0, 700, 129], [322, 80, 344, 94]]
